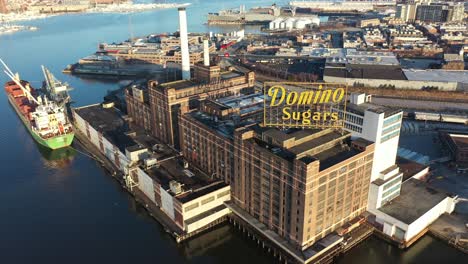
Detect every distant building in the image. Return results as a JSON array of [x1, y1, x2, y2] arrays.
[[397, 1, 465, 22], [440, 131, 468, 170], [416, 3, 449, 23], [357, 18, 381, 28], [92, 0, 125, 4], [0, 0, 8, 14], [396, 3, 418, 22]]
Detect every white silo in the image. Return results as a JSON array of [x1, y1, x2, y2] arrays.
[[284, 18, 296, 30], [271, 18, 283, 29], [295, 18, 311, 29]]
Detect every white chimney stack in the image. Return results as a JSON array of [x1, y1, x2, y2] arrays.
[[203, 39, 210, 67], [178, 7, 190, 80]]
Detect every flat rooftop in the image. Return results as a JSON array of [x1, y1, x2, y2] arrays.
[[159, 79, 198, 90], [75, 105, 225, 203], [396, 157, 428, 181], [288, 130, 349, 156], [404, 69, 468, 84], [158, 70, 246, 91], [315, 144, 362, 171], [345, 101, 402, 118], [128, 128, 229, 204], [189, 110, 257, 139], [379, 178, 451, 225], [74, 104, 136, 152], [145, 156, 227, 203], [346, 49, 400, 66], [448, 133, 468, 150], [210, 93, 265, 116], [254, 128, 371, 169], [129, 130, 226, 202], [324, 64, 407, 80]]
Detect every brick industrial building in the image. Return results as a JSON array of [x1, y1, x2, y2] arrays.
[[126, 51, 255, 148], [126, 66, 255, 148], [179, 93, 375, 250], [440, 131, 468, 169]]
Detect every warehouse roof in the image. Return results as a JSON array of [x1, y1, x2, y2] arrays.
[[379, 179, 451, 225], [403, 69, 468, 84]]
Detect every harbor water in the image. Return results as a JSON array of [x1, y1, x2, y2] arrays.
[[0, 0, 467, 263]]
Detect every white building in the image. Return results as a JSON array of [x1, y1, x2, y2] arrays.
[[268, 16, 319, 31], [73, 104, 231, 239], [333, 93, 456, 246], [333, 93, 403, 206], [375, 178, 456, 245]]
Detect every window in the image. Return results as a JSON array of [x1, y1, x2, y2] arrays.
[[382, 184, 401, 199], [201, 196, 215, 205], [382, 123, 401, 135], [185, 203, 199, 212], [383, 175, 402, 191], [217, 190, 230, 198], [383, 113, 402, 127], [381, 130, 399, 143]]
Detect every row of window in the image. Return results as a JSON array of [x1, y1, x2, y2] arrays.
[[383, 113, 402, 127], [383, 175, 403, 192], [381, 190, 400, 206], [381, 130, 400, 143], [382, 123, 401, 136], [382, 184, 401, 201], [184, 190, 230, 213], [345, 122, 363, 133]]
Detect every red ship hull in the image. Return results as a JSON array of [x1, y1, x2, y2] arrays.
[[4, 80, 36, 121]]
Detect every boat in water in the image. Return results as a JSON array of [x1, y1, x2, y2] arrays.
[[2, 60, 74, 150]]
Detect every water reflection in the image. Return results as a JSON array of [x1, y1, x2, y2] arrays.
[[178, 224, 234, 259], [36, 144, 76, 169]]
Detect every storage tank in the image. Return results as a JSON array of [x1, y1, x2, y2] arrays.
[[270, 18, 283, 29], [295, 18, 311, 29], [284, 18, 296, 30], [269, 21, 276, 30], [279, 20, 287, 29]]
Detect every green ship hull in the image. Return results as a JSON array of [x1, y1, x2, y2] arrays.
[[8, 95, 74, 150], [30, 128, 74, 150]]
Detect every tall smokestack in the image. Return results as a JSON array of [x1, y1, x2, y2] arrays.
[[203, 39, 210, 67], [178, 7, 190, 80]]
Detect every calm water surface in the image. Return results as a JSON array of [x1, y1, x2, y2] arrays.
[[0, 1, 466, 263]]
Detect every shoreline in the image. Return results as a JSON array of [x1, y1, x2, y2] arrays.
[[0, 3, 191, 23]]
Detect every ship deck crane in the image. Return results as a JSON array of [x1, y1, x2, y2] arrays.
[[41, 65, 72, 104], [0, 58, 40, 105]]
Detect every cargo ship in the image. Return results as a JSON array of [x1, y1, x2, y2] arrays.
[[207, 4, 282, 25], [2, 60, 74, 150]]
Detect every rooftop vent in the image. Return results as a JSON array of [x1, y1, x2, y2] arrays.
[[102, 101, 114, 108], [170, 180, 183, 195]]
